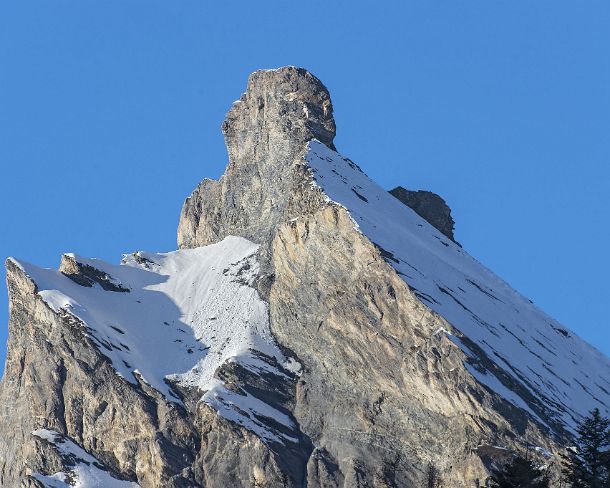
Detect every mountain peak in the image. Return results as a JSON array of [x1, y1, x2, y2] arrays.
[[178, 67, 334, 264], [3, 67, 609, 487], [222, 66, 336, 151]]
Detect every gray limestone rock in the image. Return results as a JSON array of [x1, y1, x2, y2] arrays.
[[176, 67, 558, 486], [0, 67, 570, 487], [177, 67, 334, 275]]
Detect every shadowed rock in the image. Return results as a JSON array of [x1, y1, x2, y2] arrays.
[[59, 254, 129, 292], [389, 186, 457, 243]]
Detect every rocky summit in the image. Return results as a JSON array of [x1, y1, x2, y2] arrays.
[[1, 67, 609, 487]]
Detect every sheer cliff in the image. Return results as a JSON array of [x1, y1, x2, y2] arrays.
[[1, 67, 609, 487]]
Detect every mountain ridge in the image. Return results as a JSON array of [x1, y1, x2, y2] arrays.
[[0, 66, 607, 487]]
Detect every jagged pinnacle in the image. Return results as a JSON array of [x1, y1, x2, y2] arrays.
[[222, 67, 336, 151]]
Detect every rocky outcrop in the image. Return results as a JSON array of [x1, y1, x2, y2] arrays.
[[0, 254, 316, 487], [0, 258, 198, 487], [59, 254, 130, 292], [389, 186, 457, 242], [270, 205, 552, 485], [1, 66, 600, 487], [177, 67, 334, 274], [176, 67, 560, 486]]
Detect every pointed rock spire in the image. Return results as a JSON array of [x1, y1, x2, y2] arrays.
[[178, 68, 334, 267]]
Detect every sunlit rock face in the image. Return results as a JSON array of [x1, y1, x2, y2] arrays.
[[177, 67, 335, 274], [1, 67, 609, 487]]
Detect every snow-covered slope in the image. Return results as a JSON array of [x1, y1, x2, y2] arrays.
[[13, 236, 298, 443], [306, 139, 610, 433]]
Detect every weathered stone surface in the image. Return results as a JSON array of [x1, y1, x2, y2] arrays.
[[59, 254, 130, 292], [0, 259, 302, 487], [270, 205, 554, 486], [0, 259, 199, 486], [178, 67, 334, 273], [389, 186, 457, 242], [1, 67, 562, 487], [176, 68, 558, 486]]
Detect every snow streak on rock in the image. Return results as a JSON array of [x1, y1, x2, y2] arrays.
[[15, 236, 297, 444], [306, 139, 610, 432], [31, 429, 139, 487]]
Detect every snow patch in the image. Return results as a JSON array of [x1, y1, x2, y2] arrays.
[[283, 357, 302, 375], [16, 236, 293, 443]]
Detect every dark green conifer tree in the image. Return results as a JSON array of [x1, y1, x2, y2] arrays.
[[561, 408, 610, 488], [490, 455, 549, 488]]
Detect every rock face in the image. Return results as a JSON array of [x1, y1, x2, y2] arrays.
[[389, 186, 456, 242], [2, 67, 610, 487], [177, 67, 334, 273]]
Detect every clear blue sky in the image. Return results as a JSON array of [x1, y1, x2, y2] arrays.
[[1, 1, 609, 371]]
